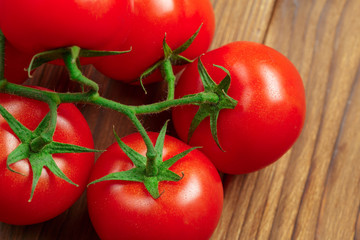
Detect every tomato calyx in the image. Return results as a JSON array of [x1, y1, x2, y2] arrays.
[[88, 122, 199, 199], [28, 46, 130, 73], [0, 103, 99, 202], [137, 25, 203, 94], [27, 46, 131, 93], [186, 58, 237, 151]]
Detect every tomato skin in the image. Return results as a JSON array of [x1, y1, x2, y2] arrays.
[[4, 41, 32, 84], [93, 0, 215, 84], [87, 133, 223, 240], [0, 90, 95, 225], [172, 41, 306, 174], [0, 0, 131, 56]]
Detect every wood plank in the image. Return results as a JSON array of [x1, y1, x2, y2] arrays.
[[210, 0, 277, 45], [212, 0, 360, 239], [265, 0, 360, 239]]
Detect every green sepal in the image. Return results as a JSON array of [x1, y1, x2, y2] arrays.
[[27, 46, 131, 75], [144, 177, 161, 198], [153, 120, 168, 164], [137, 24, 202, 87], [187, 58, 238, 151], [169, 54, 194, 66], [42, 141, 102, 154], [0, 104, 33, 142], [113, 127, 147, 167], [173, 24, 202, 55], [89, 168, 146, 185], [163, 34, 173, 59], [88, 122, 199, 199], [7, 143, 29, 175], [27, 152, 79, 202], [157, 170, 183, 182], [28, 48, 68, 74], [33, 112, 51, 136], [79, 47, 131, 58]]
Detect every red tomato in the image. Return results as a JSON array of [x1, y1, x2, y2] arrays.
[[4, 41, 32, 84], [0, 0, 131, 56], [0, 90, 95, 225], [87, 132, 223, 240], [93, 0, 215, 84], [172, 41, 306, 174]]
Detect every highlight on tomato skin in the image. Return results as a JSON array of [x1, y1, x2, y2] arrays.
[[93, 0, 216, 84], [87, 132, 223, 240], [172, 41, 306, 175], [0, 0, 132, 63]]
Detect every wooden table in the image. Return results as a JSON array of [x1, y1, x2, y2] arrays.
[[1, 0, 359, 239]]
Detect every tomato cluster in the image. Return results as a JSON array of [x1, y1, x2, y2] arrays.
[[0, 0, 306, 239]]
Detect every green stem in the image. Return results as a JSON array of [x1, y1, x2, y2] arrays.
[[4, 83, 61, 103], [1, 83, 159, 158], [0, 82, 219, 175], [0, 29, 5, 80], [133, 92, 219, 114], [62, 49, 99, 92], [2, 82, 219, 115], [30, 101, 58, 152], [126, 113, 157, 163], [161, 59, 176, 100], [146, 155, 158, 177]]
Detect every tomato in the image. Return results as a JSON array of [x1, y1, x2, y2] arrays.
[[172, 41, 306, 174], [93, 0, 215, 84], [0, 0, 131, 57], [4, 41, 32, 84], [0, 89, 95, 225], [87, 132, 223, 240]]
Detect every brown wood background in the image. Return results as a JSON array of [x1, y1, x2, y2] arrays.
[[1, 0, 360, 239]]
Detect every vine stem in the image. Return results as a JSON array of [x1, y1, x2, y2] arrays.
[[161, 59, 176, 100], [2, 82, 219, 115], [30, 100, 59, 152], [1, 82, 219, 175], [63, 47, 99, 92]]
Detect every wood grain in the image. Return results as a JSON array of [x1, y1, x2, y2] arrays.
[[1, 0, 359, 239]]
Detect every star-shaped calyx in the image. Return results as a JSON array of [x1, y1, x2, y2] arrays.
[[88, 121, 198, 199], [0, 104, 99, 202], [28, 46, 131, 75], [26, 46, 131, 93], [187, 58, 238, 151], [138, 25, 203, 92]]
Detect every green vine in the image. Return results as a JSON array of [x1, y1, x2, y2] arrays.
[[0, 28, 237, 199]]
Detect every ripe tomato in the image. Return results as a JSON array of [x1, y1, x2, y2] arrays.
[[93, 0, 215, 84], [4, 41, 32, 84], [0, 0, 131, 56], [172, 41, 306, 174], [0, 90, 95, 225], [87, 132, 223, 240]]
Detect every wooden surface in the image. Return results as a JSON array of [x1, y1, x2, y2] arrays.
[[1, 0, 359, 239]]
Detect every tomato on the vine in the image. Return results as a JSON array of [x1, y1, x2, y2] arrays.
[[0, 89, 95, 225], [94, 0, 215, 84], [0, 0, 131, 56], [172, 41, 306, 174], [87, 132, 223, 240]]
